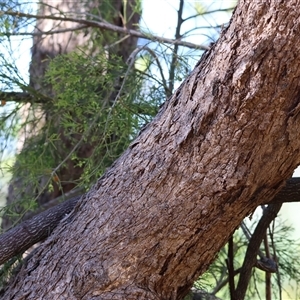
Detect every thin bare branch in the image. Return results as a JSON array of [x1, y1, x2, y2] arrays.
[[270, 219, 282, 300], [0, 91, 50, 104], [213, 268, 241, 294], [183, 7, 236, 22], [9, 25, 89, 36], [263, 230, 272, 300], [139, 46, 170, 97], [0, 10, 209, 50]]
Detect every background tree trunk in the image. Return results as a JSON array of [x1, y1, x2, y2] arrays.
[[2, 0, 140, 230], [3, 0, 300, 299]]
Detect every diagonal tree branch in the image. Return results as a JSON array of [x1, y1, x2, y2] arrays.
[[0, 194, 83, 266], [0, 91, 50, 104], [234, 202, 282, 300], [270, 177, 300, 204], [0, 178, 300, 268], [0, 10, 209, 50], [15, 24, 89, 36]]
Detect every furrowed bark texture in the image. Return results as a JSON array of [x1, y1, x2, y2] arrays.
[[0, 194, 81, 266], [3, 1, 300, 299]]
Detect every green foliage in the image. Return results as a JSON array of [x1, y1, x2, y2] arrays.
[[0, 46, 157, 227], [15, 49, 146, 193]]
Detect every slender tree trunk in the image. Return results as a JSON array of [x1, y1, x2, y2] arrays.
[[3, 1, 300, 299]]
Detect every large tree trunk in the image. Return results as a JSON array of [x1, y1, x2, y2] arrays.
[[2, 1, 300, 299], [3, 0, 140, 230]]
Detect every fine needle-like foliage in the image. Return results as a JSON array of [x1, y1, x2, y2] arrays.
[[192, 215, 300, 300]]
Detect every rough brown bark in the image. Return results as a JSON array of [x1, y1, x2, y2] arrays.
[[3, 1, 300, 299], [1, 178, 299, 268], [271, 177, 300, 204], [0, 194, 81, 266]]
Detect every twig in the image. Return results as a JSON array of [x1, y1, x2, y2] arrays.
[[138, 46, 170, 97], [0, 10, 209, 51], [263, 225, 272, 300], [7, 25, 89, 36], [183, 7, 236, 22], [168, 0, 184, 96], [270, 218, 282, 300], [213, 268, 241, 294]]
